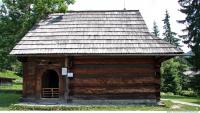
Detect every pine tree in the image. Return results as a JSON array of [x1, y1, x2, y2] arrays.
[[152, 21, 160, 37], [161, 10, 185, 95], [178, 0, 200, 69], [179, 0, 200, 95], [163, 10, 180, 47]]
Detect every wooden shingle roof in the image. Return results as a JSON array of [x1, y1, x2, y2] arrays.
[[10, 10, 183, 56]]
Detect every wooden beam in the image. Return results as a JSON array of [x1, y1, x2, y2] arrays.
[[155, 56, 173, 64], [17, 57, 28, 62], [64, 57, 69, 100]]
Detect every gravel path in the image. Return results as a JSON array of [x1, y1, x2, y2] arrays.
[[161, 99, 200, 107]]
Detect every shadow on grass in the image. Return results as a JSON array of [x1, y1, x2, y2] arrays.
[[162, 95, 188, 99], [0, 92, 21, 109]]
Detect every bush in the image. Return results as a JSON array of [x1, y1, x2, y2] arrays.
[[161, 92, 174, 96], [179, 89, 196, 97], [190, 74, 200, 96], [161, 58, 183, 94]]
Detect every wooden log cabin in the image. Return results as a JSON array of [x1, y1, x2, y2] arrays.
[[10, 10, 183, 104], [0, 77, 15, 86]]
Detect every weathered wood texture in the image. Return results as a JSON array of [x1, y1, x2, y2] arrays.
[[0, 77, 15, 86], [11, 10, 183, 55], [70, 56, 161, 100], [22, 57, 66, 99], [21, 56, 161, 101]]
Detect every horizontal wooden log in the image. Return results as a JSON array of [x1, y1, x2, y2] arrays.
[[70, 92, 159, 99], [69, 78, 159, 87], [74, 56, 155, 59], [70, 86, 159, 95], [73, 73, 155, 78], [74, 57, 155, 65], [70, 82, 159, 88], [74, 64, 154, 69], [73, 67, 155, 74]]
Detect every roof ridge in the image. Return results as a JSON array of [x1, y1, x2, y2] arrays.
[[67, 10, 139, 12], [49, 10, 140, 14]]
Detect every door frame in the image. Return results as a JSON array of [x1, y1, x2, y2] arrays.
[[41, 69, 59, 98], [36, 67, 62, 99]]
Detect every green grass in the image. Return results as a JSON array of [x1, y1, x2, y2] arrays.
[[0, 93, 21, 110], [0, 70, 22, 91], [0, 83, 22, 90], [0, 70, 22, 83], [9, 105, 168, 111], [0, 92, 199, 111], [9, 101, 200, 111], [161, 93, 200, 105]]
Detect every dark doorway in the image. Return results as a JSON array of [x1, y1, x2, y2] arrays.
[[42, 70, 59, 98]]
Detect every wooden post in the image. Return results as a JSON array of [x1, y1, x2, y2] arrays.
[[154, 58, 161, 103], [64, 57, 69, 100]]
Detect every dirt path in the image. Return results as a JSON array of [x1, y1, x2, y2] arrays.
[[162, 99, 200, 107]]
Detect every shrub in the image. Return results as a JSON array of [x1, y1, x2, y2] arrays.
[[179, 89, 196, 97]]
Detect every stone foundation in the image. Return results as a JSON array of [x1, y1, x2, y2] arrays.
[[20, 98, 159, 105]]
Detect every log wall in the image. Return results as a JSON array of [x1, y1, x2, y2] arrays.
[[22, 57, 66, 99], [70, 56, 161, 100], [21, 56, 161, 101]]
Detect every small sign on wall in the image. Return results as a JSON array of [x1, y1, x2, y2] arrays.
[[67, 72, 73, 78], [62, 68, 68, 76]]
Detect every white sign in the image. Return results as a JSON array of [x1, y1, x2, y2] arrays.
[[62, 68, 68, 76], [67, 72, 73, 78]]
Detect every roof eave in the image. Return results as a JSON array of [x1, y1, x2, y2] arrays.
[[11, 53, 184, 57]]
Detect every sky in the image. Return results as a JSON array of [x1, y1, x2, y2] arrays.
[[0, 0, 190, 52]]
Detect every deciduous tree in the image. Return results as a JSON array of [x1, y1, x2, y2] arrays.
[[0, 0, 75, 71]]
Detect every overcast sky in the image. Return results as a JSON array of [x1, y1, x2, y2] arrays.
[[0, 0, 190, 52]]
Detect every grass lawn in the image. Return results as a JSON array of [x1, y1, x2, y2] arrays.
[[0, 83, 22, 90], [0, 70, 22, 83], [0, 93, 21, 110], [0, 92, 200, 111], [161, 93, 200, 105], [0, 70, 22, 91], [7, 100, 200, 111]]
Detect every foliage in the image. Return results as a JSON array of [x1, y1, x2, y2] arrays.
[[176, 57, 191, 90], [0, 0, 75, 71], [161, 58, 188, 94], [161, 10, 189, 95], [178, 0, 200, 96], [0, 70, 22, 83], [179, 89, 197, 97], [178, 0, 200, 69], [152, 21, 160, 37], [190, 74, 200, 95], [163, 10, 180, 47]]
